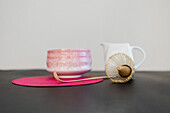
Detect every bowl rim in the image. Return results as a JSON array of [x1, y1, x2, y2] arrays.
[[47, 48, 90, 53]]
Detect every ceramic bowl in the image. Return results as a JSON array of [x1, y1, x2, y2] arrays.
[[47, 49, 92, 78]]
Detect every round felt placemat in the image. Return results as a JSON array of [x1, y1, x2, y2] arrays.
[[12, 76, 103, 87]]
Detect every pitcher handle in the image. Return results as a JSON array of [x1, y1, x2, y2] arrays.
[[131, 46, 146, 69]]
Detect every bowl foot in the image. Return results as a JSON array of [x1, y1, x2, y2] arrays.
[[58, 75, 82, 78]]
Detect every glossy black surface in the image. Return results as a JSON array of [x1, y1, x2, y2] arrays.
[[0, 70, 170, 113]]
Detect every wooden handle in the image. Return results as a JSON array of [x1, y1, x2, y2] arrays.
[[117, 65, 132, 77]]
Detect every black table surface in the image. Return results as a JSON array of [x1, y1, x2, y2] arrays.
[[0, 70, 170, 113]]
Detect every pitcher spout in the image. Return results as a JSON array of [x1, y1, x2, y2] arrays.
[[100, 42, 110, 47], [100, 42, 111, 61]]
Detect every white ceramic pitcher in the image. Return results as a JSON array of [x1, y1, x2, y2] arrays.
[[101, 42, 146, 69]]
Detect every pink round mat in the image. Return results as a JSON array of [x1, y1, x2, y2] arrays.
[[12, 76, 103, 87]]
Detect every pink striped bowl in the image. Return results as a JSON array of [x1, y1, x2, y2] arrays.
[[46, 49, 92, 78]]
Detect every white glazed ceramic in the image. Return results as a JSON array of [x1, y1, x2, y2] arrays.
[[101, 42, 146, 69]]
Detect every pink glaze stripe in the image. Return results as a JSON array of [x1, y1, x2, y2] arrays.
[[12, 76, 103, 87]]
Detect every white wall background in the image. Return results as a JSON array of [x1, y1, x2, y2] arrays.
[[0, 0, 170, 71]]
